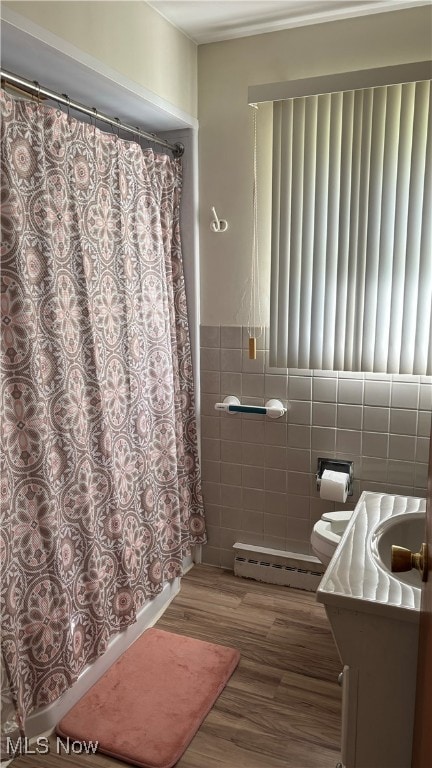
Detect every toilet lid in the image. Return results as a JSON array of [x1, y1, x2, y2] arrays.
[[322, 510, 353, 524], [312, 519, 341, 545]]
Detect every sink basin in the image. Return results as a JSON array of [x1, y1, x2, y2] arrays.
[[317, 490, 426, 617], [370, 511, 425, 588]]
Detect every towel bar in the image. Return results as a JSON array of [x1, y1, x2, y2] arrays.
[[214, 396, 286, 419]]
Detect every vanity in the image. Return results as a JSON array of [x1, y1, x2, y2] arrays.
[[316, 491, 426, 768]]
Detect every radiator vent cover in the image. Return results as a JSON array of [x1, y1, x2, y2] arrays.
[[233, 543, 324, 592]]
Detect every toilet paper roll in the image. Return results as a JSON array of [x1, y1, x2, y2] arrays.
[[319, 469, 349, 503]]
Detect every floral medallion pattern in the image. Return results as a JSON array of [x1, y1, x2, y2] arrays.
[[52, 366, 101, 448], [91, 271, 123, 347], [1, 273, 35, 367], [30, 170, 77, 260], [0, 89, 205, 743]]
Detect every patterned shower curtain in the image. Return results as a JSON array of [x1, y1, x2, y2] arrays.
[[0, 88, 206, 741]]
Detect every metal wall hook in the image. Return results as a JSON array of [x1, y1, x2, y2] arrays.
[[210, 206, 228, 232]]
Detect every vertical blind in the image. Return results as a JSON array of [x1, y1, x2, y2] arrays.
[[270, 79, 432, 374]]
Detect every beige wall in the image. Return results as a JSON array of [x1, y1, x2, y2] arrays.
[[4, 1, 197, 117], [198, 6, 432, 325]]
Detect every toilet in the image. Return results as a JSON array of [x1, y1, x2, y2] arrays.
[[311, 510, 353, 567]]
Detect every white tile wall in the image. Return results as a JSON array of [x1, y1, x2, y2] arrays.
[[338, 379, 364, 404], [313, 377, 338, 402], [337, 404, 363, 430], [289, 376, 312, 400], [200, 326, 432, 569], [364, 380, 391, 407]]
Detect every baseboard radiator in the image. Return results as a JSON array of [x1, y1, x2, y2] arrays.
[[233, 542, 324, 592]]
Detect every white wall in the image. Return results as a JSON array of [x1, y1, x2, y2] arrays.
[[3, 1, 198, 117], [198, 6, 432, 325]]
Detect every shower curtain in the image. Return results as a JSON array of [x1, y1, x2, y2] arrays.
[[0, 88, 206, 742]]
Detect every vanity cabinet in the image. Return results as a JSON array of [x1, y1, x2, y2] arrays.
[[328, 605, 418, 768], [316, 491, 425, 768]]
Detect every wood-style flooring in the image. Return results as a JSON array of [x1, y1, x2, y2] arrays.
[[8, 565, 342, 768]]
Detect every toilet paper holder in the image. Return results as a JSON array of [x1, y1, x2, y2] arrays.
[[316, 458, 354, 496]]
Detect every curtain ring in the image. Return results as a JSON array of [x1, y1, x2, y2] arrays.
[[136, 127, 144, 150], [31, 80, 40, 104], [91, 107, 98, 133], [32, 81, 43, 114], [61, 94, 71, 118], [114, 117, 120, 139]]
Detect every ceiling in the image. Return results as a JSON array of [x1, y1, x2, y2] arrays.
[[147, 0, 431, 44]]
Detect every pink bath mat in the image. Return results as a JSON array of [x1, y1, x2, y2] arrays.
[[56, 627, 240, 768]]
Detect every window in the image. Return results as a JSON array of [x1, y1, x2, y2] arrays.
[[269, 78, 431, 374]]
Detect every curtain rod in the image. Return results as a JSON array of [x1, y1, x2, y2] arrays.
[[0, 69, 184, 157]]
